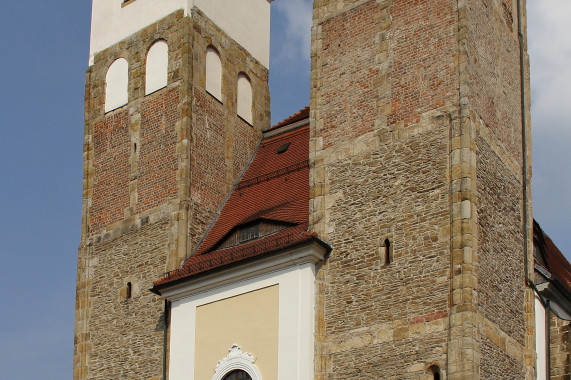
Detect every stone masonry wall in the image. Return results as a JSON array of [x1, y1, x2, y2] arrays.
[[310, 0, 457, 377], [76, 11, 190, 379], [477, 136, 525, 344], [465, 0, 533, 377], [550, 312, 570, 380], [477, 135, 526, 378], [466, 0, 524, 163], [75, 8, 269, 380], [311, 0, 533, 378], [87, 222, 170, 380]]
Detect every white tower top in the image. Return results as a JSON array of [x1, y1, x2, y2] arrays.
[[89, 0, 272, 67]]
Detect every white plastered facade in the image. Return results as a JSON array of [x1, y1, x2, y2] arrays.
[[535, 295, 547, 380], [89, 0, 272, 67], [162, 243, 326, 380]]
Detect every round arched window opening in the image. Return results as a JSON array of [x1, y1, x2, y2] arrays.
[[223, 370, 252, 380], [428, 365, 441, 380], [211, 344, 262, 380]]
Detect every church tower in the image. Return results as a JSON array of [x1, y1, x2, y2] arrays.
[[309, 0, 535, 379], [74, 1, 272, 378]]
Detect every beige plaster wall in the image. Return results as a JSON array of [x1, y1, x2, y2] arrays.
[[195, 285, 279, 379]]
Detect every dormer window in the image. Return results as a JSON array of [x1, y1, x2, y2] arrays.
[[240, 224, 259, 243], [215, 220, 293, 250], [276, 142, 290, 154]]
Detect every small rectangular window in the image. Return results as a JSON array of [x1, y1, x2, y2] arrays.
[[240, 225, 259, 243]]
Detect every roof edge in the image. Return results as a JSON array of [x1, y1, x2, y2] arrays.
[[179, 137, 265, 267], [151, 236, 330, 299], [263, 116, 309, 139]]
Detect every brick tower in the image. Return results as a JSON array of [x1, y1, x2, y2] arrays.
[[309, 0, 534, 379], [74, 1, 271, 379]]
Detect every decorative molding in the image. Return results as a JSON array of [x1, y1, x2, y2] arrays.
[[159, 240, 327, 301], [215, 344, 255, 372], [212, 344, 262, 380]]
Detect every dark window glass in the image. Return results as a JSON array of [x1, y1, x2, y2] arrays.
[[240, 224, 259, 243], [223, 370, 252, 380], [385, 238, 391, 265]]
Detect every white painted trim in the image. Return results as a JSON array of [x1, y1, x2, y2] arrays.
[[263, 118, 309, 137], [212, 345, 262, 380], [535, 294, 547, 380], [168, 242, 324, 379], [160, 240, 327, 301]]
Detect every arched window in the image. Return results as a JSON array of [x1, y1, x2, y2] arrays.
[[206, 46, 222, 101], [105, 58, 128, 112], [428, 365, 441, 380], [211, 345, 261, 380], [145, 40, 168, 95], [237, 73, 253, 124], [222, 370, 252, 380]]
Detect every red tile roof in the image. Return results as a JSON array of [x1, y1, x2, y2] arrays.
[[534, 220, 571, 295], [270, 106, 309, 130], [154, 114, 314, 288]]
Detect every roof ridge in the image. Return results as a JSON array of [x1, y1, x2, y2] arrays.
[[270, 106, 309, 130]]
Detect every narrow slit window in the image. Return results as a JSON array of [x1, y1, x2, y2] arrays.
[[126, 282, 132, 299], [384, 238, 392, 265]]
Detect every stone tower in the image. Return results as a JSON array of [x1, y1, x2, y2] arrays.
[[309, 0, 535, 379], [74, 1, 271, 379]]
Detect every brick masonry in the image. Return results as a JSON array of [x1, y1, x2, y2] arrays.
[[310, 0, 534, 378], [74, 8, 269, 380]]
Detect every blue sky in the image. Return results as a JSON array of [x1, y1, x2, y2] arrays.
[[0, 1, 568, 378]]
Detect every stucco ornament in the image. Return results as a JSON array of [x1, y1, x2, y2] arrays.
[[212, 344, 262, 380]]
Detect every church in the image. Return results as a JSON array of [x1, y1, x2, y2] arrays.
[[74, 1, 570, 379]]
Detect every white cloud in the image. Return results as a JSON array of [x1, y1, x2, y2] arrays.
[[272, 0, 313, 63], [528, 0, 571, 134]]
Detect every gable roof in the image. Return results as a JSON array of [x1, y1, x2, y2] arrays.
[[270, 106, 309, 130], [154, 109, 325, 289], [534, 219, 571, 295]]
